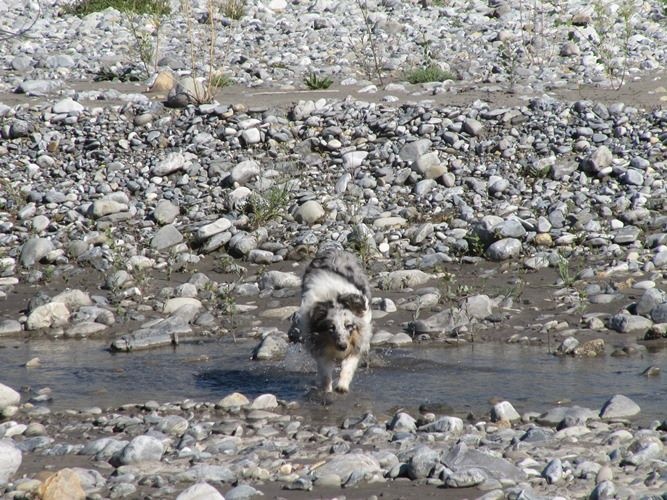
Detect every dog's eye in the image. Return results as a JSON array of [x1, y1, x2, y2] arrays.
[[345, 324, 355, 332]]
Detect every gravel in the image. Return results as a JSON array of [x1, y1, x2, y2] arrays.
[[0, 0, 667, 497]]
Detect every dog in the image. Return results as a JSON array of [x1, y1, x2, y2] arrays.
[[293, 246, 372, 393]]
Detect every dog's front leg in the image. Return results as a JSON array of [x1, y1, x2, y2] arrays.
[[317, 357, 334, 392], [335, 354, 360, 393]]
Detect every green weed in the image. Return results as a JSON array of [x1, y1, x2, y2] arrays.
[[246, 183, 292, 229], [220, 0, 246, 20], [557, 254, 576, 287], [304, 73, 334, 90], [405, 64, 455, 84], [209, 73, 233, 89], [64, 0, 170, 16]]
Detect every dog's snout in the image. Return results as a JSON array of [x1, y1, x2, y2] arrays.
[[336, 341, 348, 351]]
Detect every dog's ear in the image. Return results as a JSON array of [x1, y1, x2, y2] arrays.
[[338, 293, 367, 316]]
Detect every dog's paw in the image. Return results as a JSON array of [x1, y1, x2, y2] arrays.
[[334, 385, 349, 394]]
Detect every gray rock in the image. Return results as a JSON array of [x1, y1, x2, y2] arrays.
[[20, 237, 55, 267], [0, 320, 22, 336], [418, 416, 464, 434], [151, 224, 184, 250], [589, 480, 616, 500], [613, 225, 641, 244], [342, 151, 368, 169], [176, 483, 224, 500], [636, 288, 666, 316], [110, 315, 190, 351], [556, 336, 579, 355], [249, 394, 278, 410], [414, 153, 446, 179], [52, 289, 93, 310], [201, 231, 232, 254], [650, 303, 667, 323], [259, 270, 301, 289], [406, 446, 441, 479], [241, 128, 261, 145], [197, 218, 232, 240], [80, 437, 129, 458], [294, 200, 324, 224], [0, 383, 20, 411], [16, 79, 61, 96], [441, 442, 524, 482], [45, 54, 75, 68], [607, 314, 652, 334], [380, 270, 431, 290], [494, 219, 526, 239], [620, 169, 644, 186], [225, 484, 264, 499], [26, 302, 70, 330], [167, 77, 210, 106], [157, 415, 189, 436], [411, 307, 470, 337], [0, 439, 21, 485], [11, 55, 34, 71], [599, 394, 640, 419], [153, 200, 180, 225], [486, 238, 521, 261], [622, 436, 664, 466], [462, 118, 483, 136], [231, 160, 260, 184], [488, 177, 509, 195], [71, 468, 106, 492], [399, 139, 431, 163], [90, 199, 128, 218], [582, 145, 613, 175], [176, 464, 235, 483], [387, 412, 417, 433], [491, 401, 520, 422], [408, 223, 434, 245], [116, 435, 164, 465], [537, 406, 599, 426], [311, 453, 381, 483], [252, 335, 288, 360], [463, 294, 493, 320], [443, 468, 486, 488], [228, 232, 258, 257], [52, 97, 84, 114], [217, 392, 249, 409], [542, 458, 563, 484], [153, 152, 187, 176]]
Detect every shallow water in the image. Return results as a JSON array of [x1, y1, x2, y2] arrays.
[[1, 338, 665, 425]]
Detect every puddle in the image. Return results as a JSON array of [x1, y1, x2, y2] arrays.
[[0, 338, 665, 425]]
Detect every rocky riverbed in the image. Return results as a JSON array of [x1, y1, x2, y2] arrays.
[[1, 0, 667, 498]]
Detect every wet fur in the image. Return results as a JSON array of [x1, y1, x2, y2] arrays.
[[298, 248, 372, 393]]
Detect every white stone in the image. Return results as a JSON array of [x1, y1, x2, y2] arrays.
[[0, 383, 20, 410], [26, 302, 70, 330]]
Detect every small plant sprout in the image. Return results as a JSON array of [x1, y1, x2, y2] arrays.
[[405, 64, 455, 85], [220, 0, 246, 20], [557, 253, 576, 287], [405, 32, 455, 84], [304, 72, 334, 90], [246, 182, 292, 229]]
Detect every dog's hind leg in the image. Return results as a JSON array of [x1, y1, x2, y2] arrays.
[[317, 357, 334, 392], [335, 354, 360, 393]]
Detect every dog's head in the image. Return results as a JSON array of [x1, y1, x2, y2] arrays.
[[310, 293, 367, 352]]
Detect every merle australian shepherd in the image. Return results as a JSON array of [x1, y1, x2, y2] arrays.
[[294, 247, 372, 393]]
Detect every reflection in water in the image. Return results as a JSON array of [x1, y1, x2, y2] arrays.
[[0, 338, 665, 424]]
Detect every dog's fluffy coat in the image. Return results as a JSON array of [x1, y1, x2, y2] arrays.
[[296, 247, 372, 393]]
